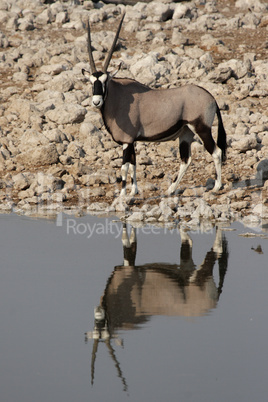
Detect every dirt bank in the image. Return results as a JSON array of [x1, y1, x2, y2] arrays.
[[0, 0, 267, 227]]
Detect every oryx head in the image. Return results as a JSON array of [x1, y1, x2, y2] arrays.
[[82, 13, 125, 109]]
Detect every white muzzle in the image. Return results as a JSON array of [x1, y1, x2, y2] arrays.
[[92, 95, 104, 108]]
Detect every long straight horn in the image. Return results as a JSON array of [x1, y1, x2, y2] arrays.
[[86, 19, 97, 73], [103, 12, 125, 73]]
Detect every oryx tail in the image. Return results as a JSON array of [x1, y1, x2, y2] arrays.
[[216, 104, 227, 162]]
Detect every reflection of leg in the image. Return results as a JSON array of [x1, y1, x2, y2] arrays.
[[212, 227, 223, 257], [180, 228, 193, 248], [122, 224, 137, 266], [179, 229, 195, 277], [122, 223, 129, 248], [193, 230, 221, 281], [129, 226, 137, 245]]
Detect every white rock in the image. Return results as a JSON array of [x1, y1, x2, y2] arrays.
[[36, 173, 64, 193], [55, 11, 68, 25], [43, 129, 67, 143], [232, 134, 258, 153], [36, 8, 53, 25], [18, 16, 34, 31], [19, 130, 49, 152], [235, 0, 268, 12], [48, 72, 75, 92], [192, 200, 214, 219], [0, 32, 9, 48], [39, 64, 68, 76], [171, 29, 189, 46], [136, 30, 153, 42], [12, 173, 30, 191], [17, 144, 59, 167], [127, 212, 144, 222], [218, 59, 248, 79], [146, 2, 173, 22], [173, 4, 192, 20], [12, 72, 28, 82], [36, 90, 64, 104], [66, 142, 85, 159], [45, 104, 86, 125]]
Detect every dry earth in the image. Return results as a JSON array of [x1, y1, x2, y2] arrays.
[[0, 0, 268, 228]]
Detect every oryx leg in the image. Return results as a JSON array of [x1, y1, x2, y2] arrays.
[[120, 143, 138, 197], [189, 122, 222, 191], [167, 127, 194, 196], [211, 146, 222, 191], [129, 163, 138, 196]]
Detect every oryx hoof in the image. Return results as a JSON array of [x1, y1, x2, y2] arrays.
[[167, 184, 178, 196], [130, 189, 139, 197], [213, 182, 222, 192]]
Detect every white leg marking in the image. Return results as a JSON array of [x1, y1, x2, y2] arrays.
[[129, 164, 138, 196], [167, 157, 192, 196], [212, 228, 223, 257], [120, 162, 129, 197], [212, 146, 222, 191], [179, 228, 193, 247], [129, 227, 137, 244], [122, 225, 130, 248]]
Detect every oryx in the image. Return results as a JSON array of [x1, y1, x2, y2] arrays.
[[82, 13, 227, 196]]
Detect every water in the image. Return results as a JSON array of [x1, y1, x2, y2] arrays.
[[0, 213, 267, 402]]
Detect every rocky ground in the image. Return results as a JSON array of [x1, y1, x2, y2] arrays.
[[0, 0, 268, 228]]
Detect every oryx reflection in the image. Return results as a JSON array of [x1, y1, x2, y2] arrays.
[[85, 224, 229, 390]]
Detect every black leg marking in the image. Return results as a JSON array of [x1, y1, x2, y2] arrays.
[[179, 141, 190, 163], [203, 132, 216, 155], [191, 118, 222, 191], [191, 118, 216, 155], [123, 143, 136, 165], [121, 143, 136, 196]]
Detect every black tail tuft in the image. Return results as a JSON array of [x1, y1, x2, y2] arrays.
[[216, 104, 227, 162]]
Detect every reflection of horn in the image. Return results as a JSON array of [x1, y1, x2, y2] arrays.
[[105, 338, 128, 392], [91, 339, 99, 386], [89, 335, 128, 392], [87, 302, 128, 392]]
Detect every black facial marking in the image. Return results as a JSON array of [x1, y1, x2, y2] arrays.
[[93, 79, 104, 96], [92, 71, 105, 79], [92, 72, 107, 97]]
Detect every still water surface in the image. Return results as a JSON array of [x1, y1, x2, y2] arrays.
[[0, 213, 267, 402]]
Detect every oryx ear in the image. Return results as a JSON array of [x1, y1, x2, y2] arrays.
[[82, 68, 91, 79], [110, 62, 123, 78]]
